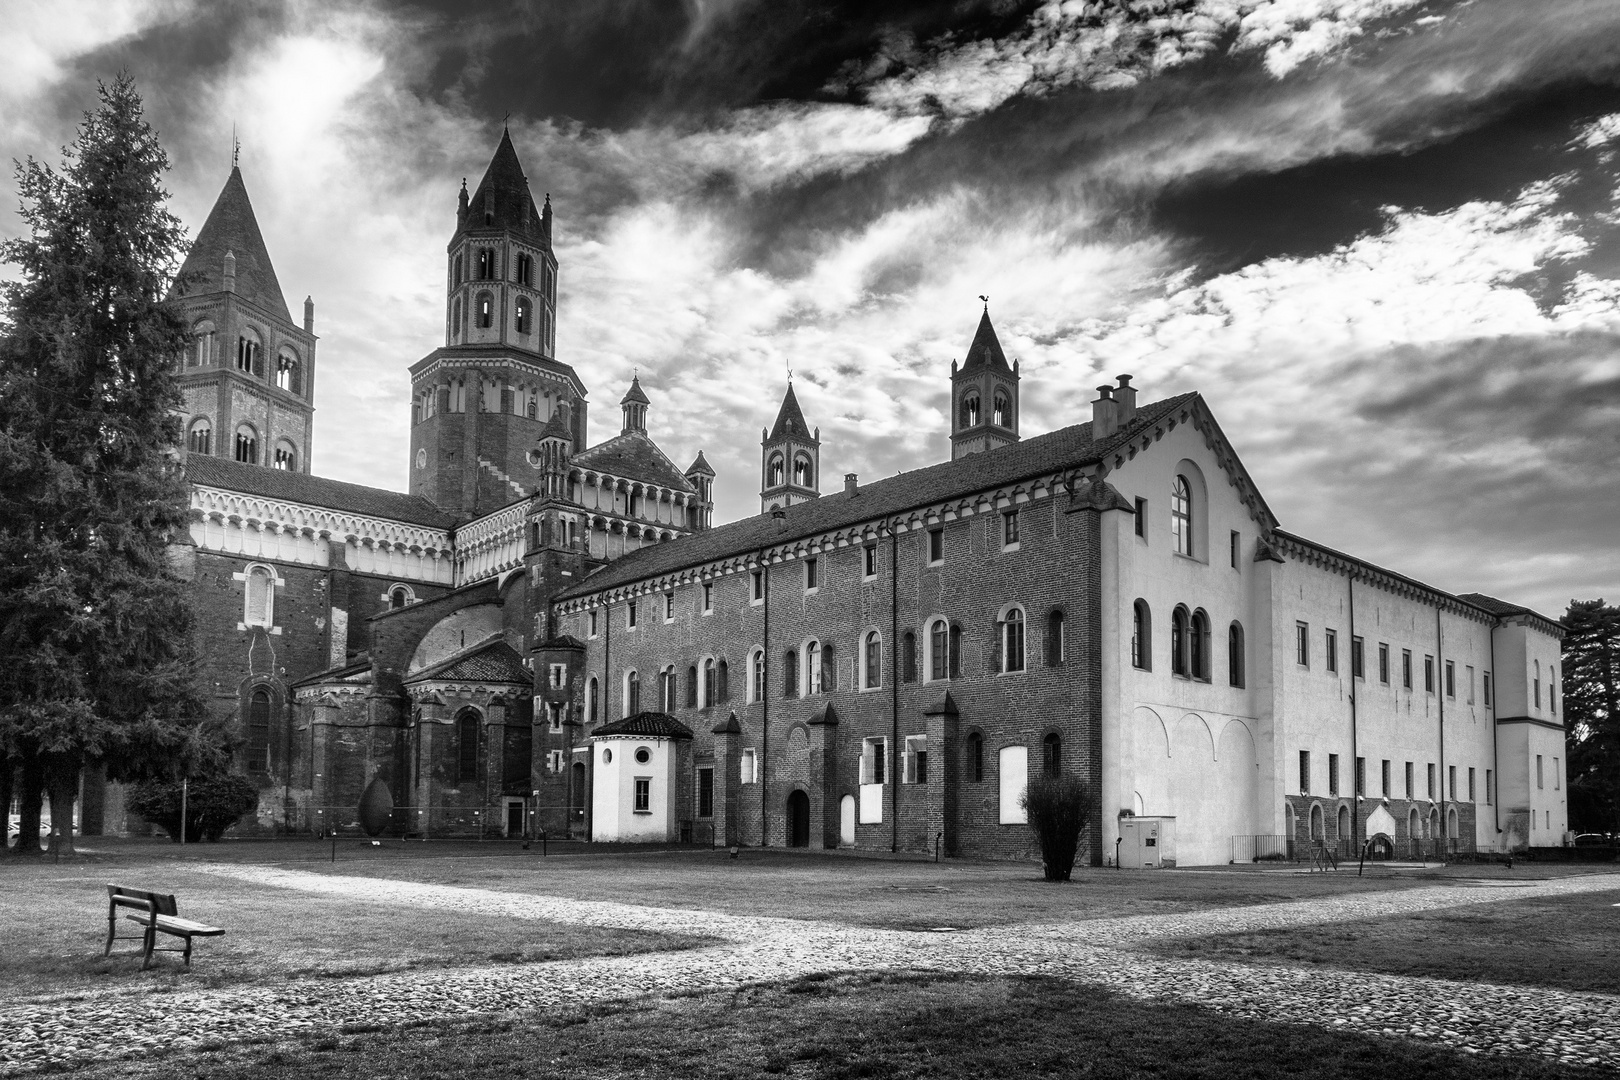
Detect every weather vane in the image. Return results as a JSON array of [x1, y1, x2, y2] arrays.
[[979, 294, 989, 307], [232, 126, 239, 169]]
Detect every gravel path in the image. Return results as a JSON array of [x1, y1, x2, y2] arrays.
[[3, 868, 1616, 1076]]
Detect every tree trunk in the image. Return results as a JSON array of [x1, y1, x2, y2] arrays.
[[43, 753, 80, 857], [0, 751, 12, 850], [14, 756, 44, 855]]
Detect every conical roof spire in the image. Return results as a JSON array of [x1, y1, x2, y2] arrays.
[[685, 450, 714, 477], [620, 374, 651, 406], [959, 307, 1011, 374], [460, 128, 546, 243], [769, 383, 813, 441], [169, 167, 291, 320]]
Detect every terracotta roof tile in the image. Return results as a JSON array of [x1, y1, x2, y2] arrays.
[[572, 430, 697, 493], [592, 712, 695, 739], [185, 455, 455, 528], [405, 638, 531, 685]]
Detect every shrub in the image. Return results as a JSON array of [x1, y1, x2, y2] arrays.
[[126, 773, 260, 841], [1022, 775, 1091, 882]]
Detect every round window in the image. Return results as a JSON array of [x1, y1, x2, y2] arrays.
[[634, 747, 651, 765], [602, 748, 613, 764], [415, 448, 427, 469]]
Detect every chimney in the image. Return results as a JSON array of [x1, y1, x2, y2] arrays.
[[1092, 385, 1118, 441], [772, 507, 786, 531], [304, 296, 315, 334], [222, 249, 236, 293], [1114, 374, 1137, 426], [844, 473, 858, 497]]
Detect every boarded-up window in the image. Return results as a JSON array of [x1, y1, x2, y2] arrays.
[[998, 745, 1028, 824], [244, 566, 273, 627]]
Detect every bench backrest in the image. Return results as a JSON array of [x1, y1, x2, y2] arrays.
[[107, 885, 178, 917]]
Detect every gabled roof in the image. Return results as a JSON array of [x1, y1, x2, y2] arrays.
[[185, 455, 455, 528], [768, 383, 814, 442], [169, 167, 292, 322], [592, 712, 695, 739], [559, 392, 1198, 602], [685, 450, 714, 477], [460, 129, 546, 244], [537, 410, 575, 443], [959, 309, 1012, 375], [620, 375, 650, 406], [404, 637, 531, 686], [572, 430, 697, 494]]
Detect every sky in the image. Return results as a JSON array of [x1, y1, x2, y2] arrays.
[[2, 0, 1618, 618]]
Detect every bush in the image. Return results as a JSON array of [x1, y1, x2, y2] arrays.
[[1022, 775, 1091, 882], [126, 773, 260, 841]]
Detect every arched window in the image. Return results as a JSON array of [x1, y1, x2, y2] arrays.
[[1337, 804, 1351, 843], [1190, 609, 1211, 681], [782, 648, 799, 697], [476, 248, 496, 280], [187, 417, 212, 455], [1046, 609, 1065, 666], [1310, 803, 1325, 842], [243, 565, 274, 627], [625, 669, 641, 716], [928, 619, 948, 682], [192, 321, 215, 367], [456, 709, 480, 782], [515, 296, 532, 334], [661, 667, 677, 712], [273, 440, 297, 471], [1228, 622, 1245, 687], [965, 731, 984, 782], [901, 631, 917, 684], [452, 297, 462, 337], [793, 455, 812, 487], [234, 424, 258, 465], [1171, 606, 1189, 677], [960, 393, 981, 428], [276, 349, 300, 393], [1171, 475, 1193, 557], [236, 328, 262, 376], [453, 252, 463, 285], [516, 251, 533, 285], [807, 641, 822, 695], [703, 658, 717, 707], [246, 688, 271, 772], [767, 454, 785, 487], [949, 623, 962, 678], [750, 649, 765, 703], [717, 658, 729, 702], [864, 631, 882, 689], [587, 677, 599, 724], [1042, 733, 1061, 778], [476, 292, 494, 329], [388, 586, 409, 610], [686, 665, 698, 708], [527, 398, 538, 419], [1001, 607, 1025, 673], [993, 391, 1010, 427], [822, 643, 837, 692], [1132, 600, 1152, 670]]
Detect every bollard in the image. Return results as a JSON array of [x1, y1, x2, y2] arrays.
[[331, 834, 336, 863], [934, 831, 941, 863]]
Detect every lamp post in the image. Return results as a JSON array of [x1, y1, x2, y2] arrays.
[[180, 777, 188, 846]]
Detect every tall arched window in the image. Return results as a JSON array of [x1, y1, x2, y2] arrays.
[[717, 658, 729, 702], [767, 454, 785, 487], [1190, 609, 1211, 681], [456, 709, 480, 782], [516, 251, 533, 285], [1001, 607, 1025, 673], [236, 328, 262, 375], [661, 667, 677, 712], [476, 292, 494, 328], [782, 648, 799, 697], [960, 393, 981, 428], [949, 623, 962, 678], [244, 565, 274, 627], [273, 440, 297, 471], [515, 296, 532, 334], [452, 297, 463, 338], [1171, 606, 1189, 676], [901, 631, 917, 684], [188, 417, 212, 455], [192, 321, 215, 367], [929, 619, 948, 682], [864, 631, 882, 689], [246, 688, 271, 773], [1042, 733, 1061, 778], [806, 641, 822, 695], [1046, 609, 1065, 666], [1171, 475, 1193, 556], [793, 455, 812, 487], [822, 643, 837, 692], [750, 649, 765, 703], [234, 424, 258, 465], [686, 665, 698, 707], [703, 658, 717, 707], [1132, 600, 1152, 670], [276, 348, 300, 393], [587, 677, 599, 724], [993, 391, 1010, 427], [1228, 622, 1246, 687], [625, 670, 641, 716], [476, 248, 496, 279], [1310, 803, 1325, 842]]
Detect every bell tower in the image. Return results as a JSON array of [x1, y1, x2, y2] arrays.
[[949, 305, 1020, 460], [761, 383, 819, 513]]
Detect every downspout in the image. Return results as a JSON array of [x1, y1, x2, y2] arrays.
[[890, 517, 900, 854], [1347, 573, 1359, 855], [1488, 620, 1501, 839], [1436, 606, 1446, 852], [761, 550, 770, 846], [594, 598, 609, 844]]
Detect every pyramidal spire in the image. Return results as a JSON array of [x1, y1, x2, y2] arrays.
[[769, 382, 811, 440], [169, 167, 291, 320], [960, 306, 1011, 374], [459, 127, 546, 243]]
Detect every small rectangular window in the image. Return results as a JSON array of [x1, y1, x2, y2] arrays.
[[1483, 671, 1492, 706], [1296, 623, 1309, 667], [1404, 761, 1414, 799], [1554, 758, 1560, 790], [1325, 630, 1337, 673], [702, 582, 713, 613], [1485, 769, 1493, 804], [634, 777, 651, 813], [1536, 754, 1543, 789], [588, 611, 598, 638], [1351, 636, 1363, 679], [548, 749, 563, 774], [1448, 765, 1456, 800], [698, 768, 714, 818], [1002, 510, 1019, 548], [1466, 665, 1475, 704], [1378, 643, 1389, 684], [863, 544, 878, 578], [805, 558, 818, 591], [1380, 759, 1390, 797], [1424, 655, 1434, 693], [751, 570, 764, 603], [1299, 750, 1310, 794], [1328, 753, 1340, 795], [862, 738, 888, 785], [903, 735, 928, 784], [928, 528, 944, 564], [1229, 530, 1240, 569], [1445, 660, 1455, 698], [549, 664, 567, 690], [1355, 756, 1365, 796], [1427, 762, 1436, 799], [627, 601, 637, 629], [1402, 649, 1413, 690], [664, 592, 675, 622], [1134, 498, 1146, 538], [1468, 767, 1476, 802]]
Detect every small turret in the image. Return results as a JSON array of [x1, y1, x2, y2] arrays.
[[761, 383, 820, 513], [621, 375, 650, 434], [949, 303, 1020, 460], [457, 178, 468, 225], [684, 450, 716, 531]]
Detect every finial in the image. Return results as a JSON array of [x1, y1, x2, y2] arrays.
[[461, 177, 467, 191], [232, 126, 239, 169], [502, 112, 511, 130], [979, 294, 989, 310]]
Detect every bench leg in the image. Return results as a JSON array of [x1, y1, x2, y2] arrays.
[[183, 936, 193, 968], [104, 913, 116, 958], [141, 924, 156, 971]]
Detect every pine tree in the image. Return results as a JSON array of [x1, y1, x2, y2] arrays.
[[1562, 599, 1620, 836], [0, 74, 215, 856]]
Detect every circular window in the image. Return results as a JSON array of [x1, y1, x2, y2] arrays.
[[415, 448, 427, 469], [602, 747, 613, 764], [634, 747, 651, 765]]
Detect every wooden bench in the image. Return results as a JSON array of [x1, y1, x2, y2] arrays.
[[104, 885, 225, 970]]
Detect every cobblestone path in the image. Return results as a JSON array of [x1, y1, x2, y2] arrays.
[[3, 868, 1616, 1076]]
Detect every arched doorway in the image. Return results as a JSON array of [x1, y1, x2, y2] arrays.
[[570, 761, 587, 837], [786, 790, 810, 848], [839, 795, 856, 847], [1337, 804, 1351, 851], [1309, 804, 1324, 842]]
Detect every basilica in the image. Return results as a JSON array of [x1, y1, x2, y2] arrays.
[[117, 131, 1567, 864]]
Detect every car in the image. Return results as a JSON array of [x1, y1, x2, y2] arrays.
[[1572, 833, 1611, 846]]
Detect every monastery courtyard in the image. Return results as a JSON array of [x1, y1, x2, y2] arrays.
[[3, 845, 1618, 1079]]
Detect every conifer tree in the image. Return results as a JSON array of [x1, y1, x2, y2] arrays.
[[1564, 599, 1620, 835], [0, 74, 215, 856]]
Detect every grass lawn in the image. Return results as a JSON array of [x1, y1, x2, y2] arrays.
[[1153, 887, 1620, 995], [55, 971, 1610, 1080], [0, 860, 712, 1000]]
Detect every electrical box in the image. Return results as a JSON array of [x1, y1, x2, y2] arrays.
[[1119, 816, 1177, 868]]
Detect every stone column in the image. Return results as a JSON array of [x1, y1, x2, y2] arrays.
[[711, 712, 742, 847]]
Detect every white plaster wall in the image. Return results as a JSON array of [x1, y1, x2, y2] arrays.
[[590, 737, 677, 842]]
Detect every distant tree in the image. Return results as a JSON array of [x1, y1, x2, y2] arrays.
[[0, 74, 216, 856], [1564, 599, 1620, 836], [126, 773, 259, 842], [1022, 775, 1092, 882]]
